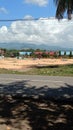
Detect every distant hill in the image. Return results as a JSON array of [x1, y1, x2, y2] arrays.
[[0, 42, 73, 51]]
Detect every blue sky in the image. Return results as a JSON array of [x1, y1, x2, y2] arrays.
[[0, 0, 73, 48], [0, 0, 56, 19]]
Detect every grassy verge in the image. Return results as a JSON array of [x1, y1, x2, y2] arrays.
[[0, 64, 73, 76], [23, 64, 73, 76]]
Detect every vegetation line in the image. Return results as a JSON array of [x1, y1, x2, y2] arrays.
[[0, 64, 73, 76]]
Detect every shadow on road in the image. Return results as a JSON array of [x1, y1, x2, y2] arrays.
[[0, 81, 73, 130]]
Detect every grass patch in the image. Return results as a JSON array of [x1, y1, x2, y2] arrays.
[[0, 64, 73, 76], [23, 64, 73, 76], [0, 68, 22, 74]]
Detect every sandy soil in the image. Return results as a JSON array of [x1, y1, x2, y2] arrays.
[[0, 58, 73, 71]]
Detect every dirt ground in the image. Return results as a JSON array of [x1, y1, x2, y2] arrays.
[[0, 58, 73, 71]]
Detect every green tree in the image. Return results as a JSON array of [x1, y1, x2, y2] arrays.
[[42, 53, 49, 58], [59, 50, 61, 57], [69, 51, 72, 57], [64, 51, 66, 56], [54, 0, 73, 19]]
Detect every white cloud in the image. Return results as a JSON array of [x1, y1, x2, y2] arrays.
[[0, 16, 73, 48], [0, 7, 8, 14], [0, 26, 8, 33], [25, 0, 48, 6]]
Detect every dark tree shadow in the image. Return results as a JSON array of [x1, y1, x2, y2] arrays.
[[0, 80, 73, 130]]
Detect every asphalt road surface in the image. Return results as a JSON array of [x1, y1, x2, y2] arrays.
[[0, 74, 73, 98], [0, 74, 73, 86], [0, 74, 73, 130]]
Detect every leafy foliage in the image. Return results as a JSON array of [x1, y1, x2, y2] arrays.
[[54, 0, 73, 19]]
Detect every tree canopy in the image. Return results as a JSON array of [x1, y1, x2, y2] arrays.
[[54, 0, 73, 19]]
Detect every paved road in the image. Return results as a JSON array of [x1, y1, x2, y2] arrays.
[[0, 74, 73, 87], [0, 74, 73, 130], [0, 74, 73, 98]]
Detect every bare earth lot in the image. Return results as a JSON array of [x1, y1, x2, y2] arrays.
[[0, 58, 73, 71]]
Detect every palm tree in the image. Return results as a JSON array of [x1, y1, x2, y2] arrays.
[[54, 0, 73, 20]]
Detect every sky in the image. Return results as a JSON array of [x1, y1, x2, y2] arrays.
[[0, 0, 73, 48]]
